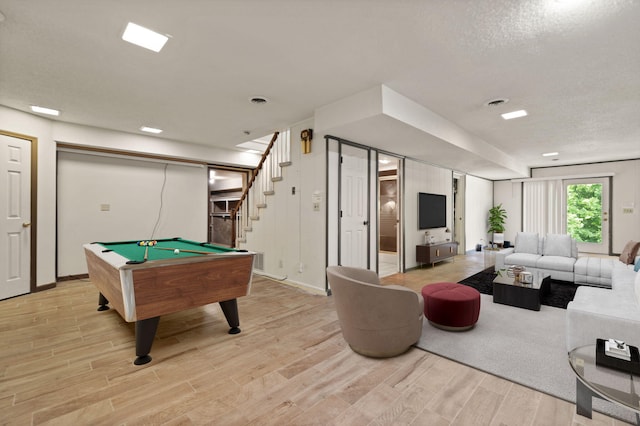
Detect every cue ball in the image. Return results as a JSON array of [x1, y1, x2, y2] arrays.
[[174, 249, 180, 254]]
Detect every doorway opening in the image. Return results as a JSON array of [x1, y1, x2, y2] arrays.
[[564, 177, 610, 254], [208, 167, 249, 246], [378, 155, 401, 277], [453, 173, 466, 254]]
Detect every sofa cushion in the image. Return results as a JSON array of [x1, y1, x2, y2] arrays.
[[611, 265, 638, 295], [536, 255, 577, 273], [574, 257, 613, 287], [514, 232, 539, 254], [619, 240, 640, 264], [503, 252, 541, 269], [543, 234, 573, 258]]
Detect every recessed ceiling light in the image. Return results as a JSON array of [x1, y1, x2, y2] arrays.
[[542, 152, 559, 157], [122, 22, 168, 52], [140, 126, 163, 134], [31, 105, 60, 116], [501, 110, 528, 120]]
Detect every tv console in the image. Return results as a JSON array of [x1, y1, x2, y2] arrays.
[[416, 241, 459, 268]]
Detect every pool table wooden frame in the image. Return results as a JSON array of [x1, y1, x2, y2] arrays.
[[84, 242, 254, 365]]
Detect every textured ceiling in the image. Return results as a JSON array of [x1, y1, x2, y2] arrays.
[[0, 0, 638, 179]]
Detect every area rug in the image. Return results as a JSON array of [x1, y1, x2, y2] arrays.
[[415, 293, 635, 423], [459, 267, 578, 309]]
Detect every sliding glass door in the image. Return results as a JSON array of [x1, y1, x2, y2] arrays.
[[564, 177, 609, 254]]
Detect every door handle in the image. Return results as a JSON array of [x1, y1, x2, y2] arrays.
[[363, 221, 369, 225], [22, 222, 31, 228]]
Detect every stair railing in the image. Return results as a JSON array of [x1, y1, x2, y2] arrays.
[[231, 131, 280, 247]]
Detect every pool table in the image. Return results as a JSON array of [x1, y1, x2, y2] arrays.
[[83, 238, 254, 365]]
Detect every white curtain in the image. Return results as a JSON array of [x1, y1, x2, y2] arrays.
[[523, 180, 564, 235]]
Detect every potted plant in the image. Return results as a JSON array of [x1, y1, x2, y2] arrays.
[[488, 204, 507, 247]]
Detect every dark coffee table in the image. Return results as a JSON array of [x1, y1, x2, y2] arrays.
[[492, 270, 550, 311]]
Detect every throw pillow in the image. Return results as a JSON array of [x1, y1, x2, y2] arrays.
[[514, 232, 539, 254], [619, 240, 640, 265], [543, 234, 573, 257]]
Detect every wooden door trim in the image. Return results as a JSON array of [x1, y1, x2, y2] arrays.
[[1, 130, 39, 292]]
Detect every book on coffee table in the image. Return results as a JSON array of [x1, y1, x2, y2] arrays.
[[595, 338, 640, 374], [605, 339, 631, 361]]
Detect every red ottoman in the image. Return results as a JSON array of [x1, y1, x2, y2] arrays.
[[421, 282, 480, 331]]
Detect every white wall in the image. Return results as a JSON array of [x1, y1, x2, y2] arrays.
[[531, 160, 640, 253], [57, 151, 208, 276], [0, 105, 260, 285], [493, 160, 640, 254], [53, 122, 260, 168], [404, 159, 453, 269], [465, 175, 494, 252], [493, 180, 522, 246], [238, 119, 328, 293]]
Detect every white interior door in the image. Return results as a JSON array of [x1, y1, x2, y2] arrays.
[[340, 145, 369, 268], [564, 177, 610, 254], [1, 134, 31, 299]]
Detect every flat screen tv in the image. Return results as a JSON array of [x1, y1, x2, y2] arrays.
[[418, 192, 446, 229]]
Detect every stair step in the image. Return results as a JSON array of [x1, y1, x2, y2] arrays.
[[249, 216, 260, 221], [264, 190, 275, 196], [243, 226, 252, 232], [257, 203, 267, 208], [237, 238, 246, 243], [279, 161, 292, 167], [271, 176, 283, 182]]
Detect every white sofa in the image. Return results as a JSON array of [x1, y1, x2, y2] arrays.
[[495, 232, 577, 282], [566, 262, 640, 351]]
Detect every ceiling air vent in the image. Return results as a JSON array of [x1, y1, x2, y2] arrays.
[[485, 98, 509, 107], [250, 96, 268, 105]]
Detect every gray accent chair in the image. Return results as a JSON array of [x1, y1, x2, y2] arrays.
[[326, 265, 424, 358]]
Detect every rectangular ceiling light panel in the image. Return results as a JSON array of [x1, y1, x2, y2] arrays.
[[31, 105, 60, 116], [122, 22, 168, 52], [140, 126, 163, 134], [501, 110, 528, 120]]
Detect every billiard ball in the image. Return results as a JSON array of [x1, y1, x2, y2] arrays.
[[174, 249, 180, 254]]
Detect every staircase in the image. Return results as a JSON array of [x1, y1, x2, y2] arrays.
[[231, 130, 291, 247]]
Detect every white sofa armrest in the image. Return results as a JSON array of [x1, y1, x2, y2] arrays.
[[495, 248, 514, 270]]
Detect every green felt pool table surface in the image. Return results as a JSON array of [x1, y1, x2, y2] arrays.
[[97, 237, 240, 262]]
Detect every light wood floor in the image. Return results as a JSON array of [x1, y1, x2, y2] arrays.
[[0, 252, 631, 425]]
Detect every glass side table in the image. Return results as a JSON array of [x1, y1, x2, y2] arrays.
[[569, 344, 640, 424]]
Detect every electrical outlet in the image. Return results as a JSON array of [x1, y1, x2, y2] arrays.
[[100, 204, 110, 211], [278, 260, 283, 268], [622, 208, 634, 214]]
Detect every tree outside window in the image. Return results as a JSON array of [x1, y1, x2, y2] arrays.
[[566, 183, 602, 243]]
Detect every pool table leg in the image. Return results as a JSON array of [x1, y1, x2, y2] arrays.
[[134, 316, 160, 365], [219, 299, 241, 334], [97, 293, 110, 311]]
